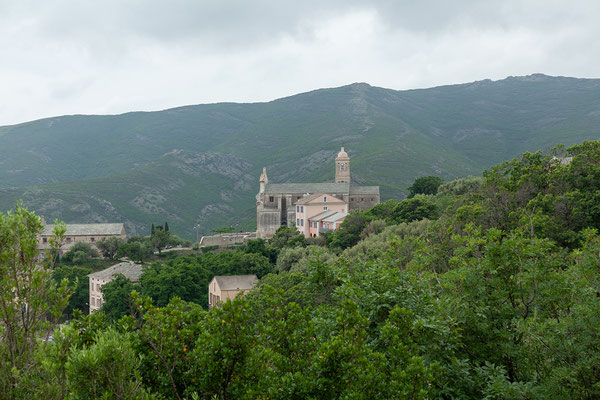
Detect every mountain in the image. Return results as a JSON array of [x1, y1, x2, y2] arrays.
[[1, 74, 599, 238]]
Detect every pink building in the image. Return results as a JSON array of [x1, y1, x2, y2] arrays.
[[321, 212, 348, 232], [295, 193, 348, 237]]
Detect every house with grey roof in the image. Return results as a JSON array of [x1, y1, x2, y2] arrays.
[[320, 212, 349, 232], [208, 275, 258, 309], [38, 222, 126, 255], [88, 261, 142, 313], [256, 148, 380, 237]]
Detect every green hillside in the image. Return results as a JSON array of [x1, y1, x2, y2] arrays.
[[1, 74, 599, 238]]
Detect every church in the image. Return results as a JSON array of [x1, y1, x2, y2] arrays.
[[256, 148, 380, 238]]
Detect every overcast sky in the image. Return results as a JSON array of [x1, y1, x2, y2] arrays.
[[1, 0, 598, 126]]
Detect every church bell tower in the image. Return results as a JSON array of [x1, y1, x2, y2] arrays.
[[335, 147, 350, 183]]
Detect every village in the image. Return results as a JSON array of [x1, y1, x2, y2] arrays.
[[36, 148, 380, 313]]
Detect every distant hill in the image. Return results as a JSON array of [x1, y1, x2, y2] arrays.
[[1, 74, 599, 238]]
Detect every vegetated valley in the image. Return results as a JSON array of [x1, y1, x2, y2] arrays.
[[2, 139, 600, 398]]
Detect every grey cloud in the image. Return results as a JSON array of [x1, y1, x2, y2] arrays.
[[0, 1, 599, 125]]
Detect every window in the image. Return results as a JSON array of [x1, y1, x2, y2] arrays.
[[351, 198, 354, 201], [269, 196, 274, 202], [323, 206, 328, 211], [97, 283, 101, 291], [323, 196, 327, 203], [296, 218, 300, 226], [309, 221, 312, 228], [296, 205, 299, 212], [301, 206, 304, 213], [42, 237, 47, 243], [91, 297, 95, 306], [90, 237, 95, 242], [66, 237, 72, 243]]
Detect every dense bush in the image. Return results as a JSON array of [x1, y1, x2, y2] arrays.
[[6, 141, 600, 399]]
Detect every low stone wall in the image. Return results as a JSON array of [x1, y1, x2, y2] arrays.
[[199, 232, 257, 247]]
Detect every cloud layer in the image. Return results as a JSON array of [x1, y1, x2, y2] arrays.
[[1, 1, 598, 125]]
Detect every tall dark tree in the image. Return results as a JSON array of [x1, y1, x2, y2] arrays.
[[407, 176, 444, 197]]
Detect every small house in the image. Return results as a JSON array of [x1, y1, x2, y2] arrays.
[[208, 275, 258, 309]]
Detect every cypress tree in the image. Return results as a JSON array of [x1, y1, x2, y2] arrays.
[[164, 222, 169, 232], [151, 223, 155, 235]]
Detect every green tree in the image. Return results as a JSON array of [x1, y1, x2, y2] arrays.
[[65, 328, 152, 399], [96, 236, 126, 260], [0, 203, 70, 399], [408, 176, 444, 197], [268, 225, 306, 251], [100, 275, 139, 321], [130, 294, 205, 400], [326, 211, 373, 250], [391, 197, 438, 224], [140, 251, 272, 309], [150, 227, 170, 254], [52, 265, 93, 317], [189, 298, 256, 399], [118, 241, 153, 263], [61, 241, 99, 264]]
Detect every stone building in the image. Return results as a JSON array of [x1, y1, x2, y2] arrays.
[[208, 275, 258, 309], [38, 222, 126, 255], [88, 261, 142, 313], [256, 147, 380, 238]]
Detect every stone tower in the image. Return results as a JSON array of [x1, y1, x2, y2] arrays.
[[335, 147, 350, 183], [259, 167, 268, 193]]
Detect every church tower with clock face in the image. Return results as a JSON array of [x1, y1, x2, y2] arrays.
[[335, 147, 350, 183]]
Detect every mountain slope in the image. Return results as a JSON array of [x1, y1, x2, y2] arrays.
[[1, 74, 599, 237]]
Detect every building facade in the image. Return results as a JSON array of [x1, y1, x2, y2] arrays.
[[88, 261, 142, 313], [256, 147, 380, 238], [208, 275, 258, 309], [295, 193, 348, 237], [38, 222, 127, 255]]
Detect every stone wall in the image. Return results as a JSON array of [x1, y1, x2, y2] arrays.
[[199, 232, 257, 247]]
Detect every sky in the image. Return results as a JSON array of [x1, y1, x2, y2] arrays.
[[1, 0, 599, 126]]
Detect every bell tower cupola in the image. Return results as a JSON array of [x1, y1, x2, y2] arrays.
[[335, 147, 350, 183], [259, 167, 268, 193]]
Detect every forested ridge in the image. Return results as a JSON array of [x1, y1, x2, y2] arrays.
[[2, 140, 600, 399]]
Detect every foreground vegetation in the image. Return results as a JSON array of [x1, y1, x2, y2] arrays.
[[3, 141, 600, 399]]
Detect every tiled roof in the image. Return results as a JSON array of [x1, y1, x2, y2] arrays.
[[308, 210, 337, 221], [265, 182, 350, 194], [265, 182, 379, 196], [213, 275, 258, 291], [296, 193, 346, 205], [322, 212, 348, 222], [42, 223, 125, 236], [349, 186, 380, 195], [88, 262, 143, 282]]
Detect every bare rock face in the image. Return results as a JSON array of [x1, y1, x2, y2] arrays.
[[161, 150, 252, 180]]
